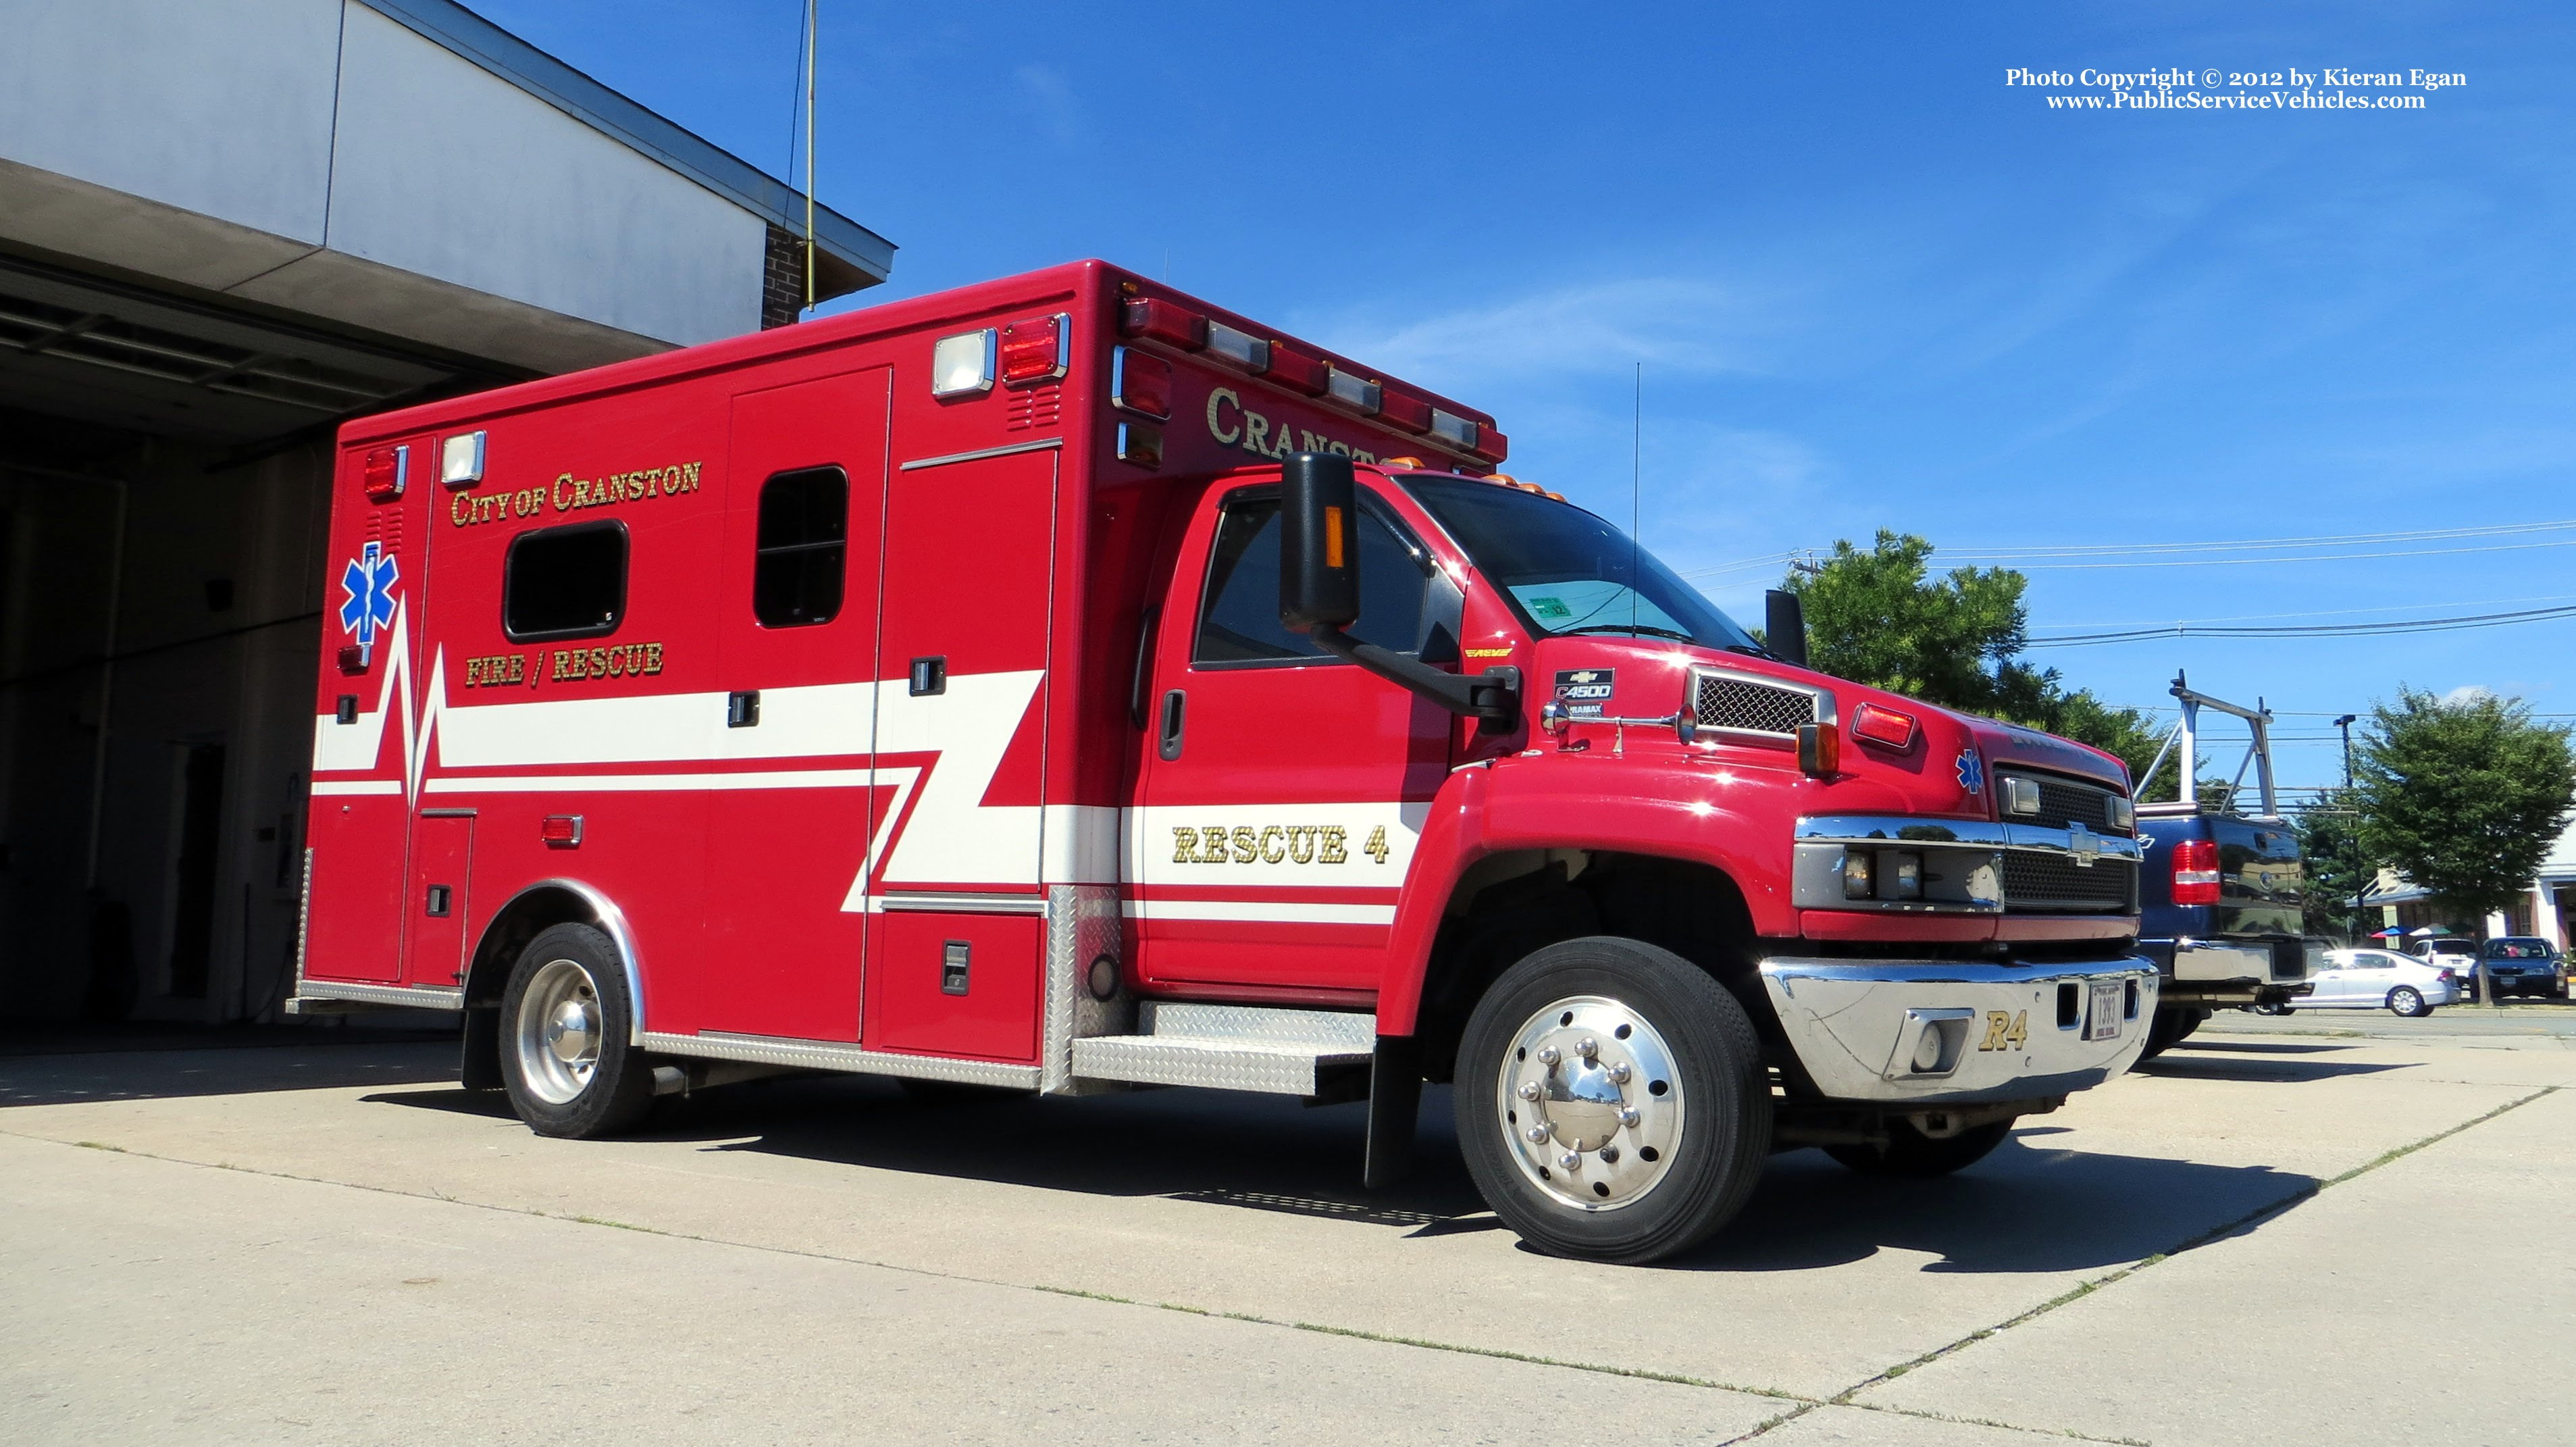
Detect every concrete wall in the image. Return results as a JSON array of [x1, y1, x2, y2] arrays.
[[0, 0, 793, 368]]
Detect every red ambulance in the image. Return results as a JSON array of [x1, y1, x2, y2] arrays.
[[295, 260, 2157, 1263]]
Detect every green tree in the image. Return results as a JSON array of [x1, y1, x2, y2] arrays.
[[2354, 688, 2576, 928], [2293, 791, 2370, 942], [1782, 531, 2173, 790]]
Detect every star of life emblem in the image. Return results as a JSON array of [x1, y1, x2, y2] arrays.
[[339, 540, 400, 649], [1955, 748, 1984, 795]]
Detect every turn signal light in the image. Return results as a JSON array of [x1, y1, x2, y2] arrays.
[[999, 313, 1069, 386], [540, 815, 584, 848], [1850, 703, 1917, 750], [1798, 721, 1840, 776], [2171, 838, 2221, 905], [362, 445, 409, 502], [1118, 297, 1207, 350]]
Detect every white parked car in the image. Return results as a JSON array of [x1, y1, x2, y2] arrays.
[[2290, 949, 2461, 1017]]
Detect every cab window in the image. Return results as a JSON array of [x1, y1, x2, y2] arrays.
[[504, 521, 627, 640], [1193, 490, 1431, 665], [752, 467, 848, 628]]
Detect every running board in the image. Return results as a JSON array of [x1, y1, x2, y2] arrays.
[[1068, 1002, 1376, 1095]]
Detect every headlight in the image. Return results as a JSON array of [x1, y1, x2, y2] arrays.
[[2001, 777, 2042, 815], [2107, 794, 2134, 830]]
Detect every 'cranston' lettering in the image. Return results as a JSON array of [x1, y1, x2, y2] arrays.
[[1205, 388, 1378, 464]]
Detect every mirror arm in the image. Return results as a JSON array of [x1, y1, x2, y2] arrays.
[[1310, 626, 1520, 721]]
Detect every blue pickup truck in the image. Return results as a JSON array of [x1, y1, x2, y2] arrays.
[[2130, 676, 2313, 1058], [2135, 807, 2311, 1056]]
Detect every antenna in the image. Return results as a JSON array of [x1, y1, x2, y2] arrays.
[[1630, 361, 1641, 634], [803, 0, 818, 315]]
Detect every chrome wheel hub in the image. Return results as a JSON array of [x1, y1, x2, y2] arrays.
[[515, 959, 604, 1105], [1497, 995, 1684, 1211]]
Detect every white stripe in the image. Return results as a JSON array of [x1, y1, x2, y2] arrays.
[[423, 769, 872, 794], [311, 779, 404, 796], [1123, 899, 1397, 926]]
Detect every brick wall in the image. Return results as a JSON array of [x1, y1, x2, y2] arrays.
[[761, 224, 809, 330]]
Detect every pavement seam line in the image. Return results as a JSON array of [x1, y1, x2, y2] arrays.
[[7, 1127, 1806, 1404], [1810, 1084, 2560, 1425]]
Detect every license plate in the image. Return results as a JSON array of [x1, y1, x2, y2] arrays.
[[2086, 981, 2124, 1042]]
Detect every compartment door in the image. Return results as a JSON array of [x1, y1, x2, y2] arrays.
[[401, 813, 475, 989], [858, 446, 1058, 1062]]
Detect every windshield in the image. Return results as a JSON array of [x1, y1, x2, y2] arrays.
[[1403, 476, 1759, 651]]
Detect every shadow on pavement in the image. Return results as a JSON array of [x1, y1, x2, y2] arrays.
[[369, 1071, 2315, 1277], [2168, 1040, 2358, 1055], [1, 1039, 459, 1107], [2132, 1055, 2415, 1084]]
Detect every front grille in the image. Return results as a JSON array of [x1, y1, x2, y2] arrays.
[[2001, 853, 2136, 912], [1999, 769, 2128, 834], [1694, 673, 1818, 737]]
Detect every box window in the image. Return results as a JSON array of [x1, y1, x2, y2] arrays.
[[753, 467, 848, 628], [503, 522, 627, 641]]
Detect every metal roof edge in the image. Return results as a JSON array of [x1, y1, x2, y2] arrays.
[[353, 0, 894, 280]]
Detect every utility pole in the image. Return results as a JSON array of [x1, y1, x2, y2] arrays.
[[2332, 713, 2361, 946]]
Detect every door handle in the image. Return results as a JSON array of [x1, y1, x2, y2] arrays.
[[1158, 688, 1186, 761]]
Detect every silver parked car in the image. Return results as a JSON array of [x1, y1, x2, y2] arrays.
[[2289, 949, 2461, 1017]]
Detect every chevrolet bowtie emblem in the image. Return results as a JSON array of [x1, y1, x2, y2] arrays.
[[2069, 821, 2099, 867]]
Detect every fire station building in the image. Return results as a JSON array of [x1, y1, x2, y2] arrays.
[[0, 0, 893, 1024]]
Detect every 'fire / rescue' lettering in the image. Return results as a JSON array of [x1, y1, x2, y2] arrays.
[[1170, 824, 1351, 865], [548, 641, 665, 682]]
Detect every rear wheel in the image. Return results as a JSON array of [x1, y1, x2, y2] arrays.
[[2140, 1006, 2194, 1059], [1456, 936, 1771, 1265], [1825, 1117, 2015, 1177], [2387, 986, 2429, 1018], [498, 923, 654, 1138]]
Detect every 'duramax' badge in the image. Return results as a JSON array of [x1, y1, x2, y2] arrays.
[[1553, 668, 1616, 719]]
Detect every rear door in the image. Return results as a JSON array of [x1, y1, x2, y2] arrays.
[[1127, 479, 1454, 995], [309, 433, 437, 984]]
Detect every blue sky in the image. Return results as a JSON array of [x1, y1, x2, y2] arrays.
[[465, 1, 2573, 792]]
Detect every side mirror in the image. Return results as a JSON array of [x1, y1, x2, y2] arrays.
[[1765, 589, 1809, 668], [1279, 452, 1360, 634]]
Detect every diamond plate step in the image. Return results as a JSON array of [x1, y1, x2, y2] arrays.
[[1068, 1004, 1376, 1094]]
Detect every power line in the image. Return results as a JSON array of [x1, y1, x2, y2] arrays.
[[2027, 602, 2576, 649], [1676, 519, 2576, 581], [2041, 592, 2576, 630]]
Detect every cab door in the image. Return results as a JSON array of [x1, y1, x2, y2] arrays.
[[1127, 480, 1456, 995]]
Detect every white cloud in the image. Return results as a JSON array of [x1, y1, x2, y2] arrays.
[[1308, 277, 1768, 390], [2442, 684, 2497, 706]]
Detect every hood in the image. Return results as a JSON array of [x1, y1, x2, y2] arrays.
[[1956, 715, 2131, 790]]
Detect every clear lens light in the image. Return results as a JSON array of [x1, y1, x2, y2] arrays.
[[932, 330, 996, 397], [1911, 1027, 1944, 1072], [1843, 848, 1874, 899], [2003, 777, 2042, 815], [1884, 851, 1924, 900], [2107, 794, 2135, 830]]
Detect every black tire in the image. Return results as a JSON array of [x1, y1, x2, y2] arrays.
[[2139, 1006, 2191, 1059], [498, 922, 655, 1138], [2387, 986, 2429, 1019], [1824, 1117, 2015, 1177], [1454, 936, 1772, 1265]]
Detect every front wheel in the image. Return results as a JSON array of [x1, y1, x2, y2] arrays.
[[499, 922, 655, 1138], [1456, 936, 1772, 1265], [1825, 1117, 2015, 1177], [2387, 986, 2430, 1018]]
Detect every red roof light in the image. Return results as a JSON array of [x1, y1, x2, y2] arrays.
[[1119, 297, 1206, 350], [998, 313, 1069, 386]]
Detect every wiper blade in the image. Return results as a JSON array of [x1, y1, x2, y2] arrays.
[[1558, 624, 1698, 643]]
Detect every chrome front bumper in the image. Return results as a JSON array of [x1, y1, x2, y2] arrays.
[[1759, 955, 2160, 1105]]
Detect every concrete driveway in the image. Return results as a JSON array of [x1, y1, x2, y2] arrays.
[[3, 1013, 2569, 1445]]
